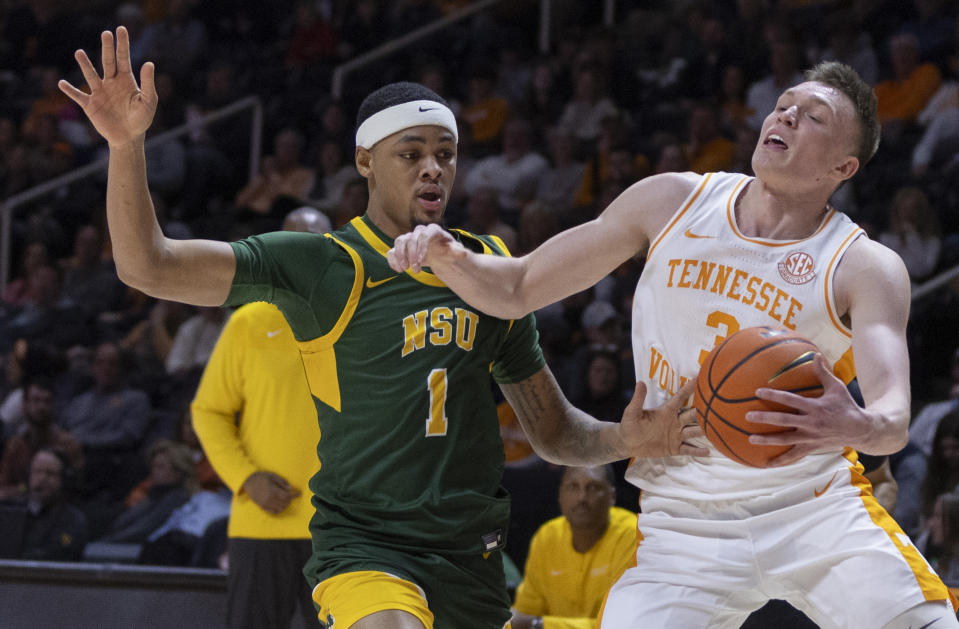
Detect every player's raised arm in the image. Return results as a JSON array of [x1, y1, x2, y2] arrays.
[[59, 27, 235, 306], [388, 172, 699, 319]]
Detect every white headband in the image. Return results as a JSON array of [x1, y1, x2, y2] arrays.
[[355, 100, 458, 148]]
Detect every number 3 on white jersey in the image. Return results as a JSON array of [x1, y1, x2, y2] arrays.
[[698, 311, 741, 365]]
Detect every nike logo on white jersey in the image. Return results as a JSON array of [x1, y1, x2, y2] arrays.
[[266, 329, 283, 338], [684, 228, 715, 239]]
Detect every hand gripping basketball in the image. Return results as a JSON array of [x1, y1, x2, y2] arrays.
[[693, 326, 826, 468]]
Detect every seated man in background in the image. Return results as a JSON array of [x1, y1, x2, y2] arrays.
[[2, 447, 89, 561], [0, 375, 84, 500], [511, 465, 636, 629]]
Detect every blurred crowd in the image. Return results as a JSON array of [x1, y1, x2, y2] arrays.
[[1, 0, 959, 584]]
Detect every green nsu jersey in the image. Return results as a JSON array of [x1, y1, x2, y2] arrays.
[[227, 214, 545, 555]]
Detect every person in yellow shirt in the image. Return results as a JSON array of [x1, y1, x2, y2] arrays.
[[511, 465, 637, 629], [190, 206, 329, 629]]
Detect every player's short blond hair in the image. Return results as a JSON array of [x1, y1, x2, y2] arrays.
[[804, 61, 880, 167]]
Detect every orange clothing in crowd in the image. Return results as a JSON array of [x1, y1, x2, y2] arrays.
[[462, 96, 509, 145], [686, 137, 736, 175], [875, 64, 942, 124]]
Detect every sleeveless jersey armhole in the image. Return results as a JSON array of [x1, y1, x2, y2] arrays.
[[295, 234, 365, 412]]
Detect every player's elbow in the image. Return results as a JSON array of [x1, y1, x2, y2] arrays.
[[115, 261, 165, 297]]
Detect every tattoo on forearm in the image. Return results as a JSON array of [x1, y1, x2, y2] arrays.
[[503, 371, 617, 465]]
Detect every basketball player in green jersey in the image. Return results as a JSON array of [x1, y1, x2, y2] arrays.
[[58, 27, 707, 628]]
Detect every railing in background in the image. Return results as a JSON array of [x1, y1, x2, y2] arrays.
[[0, 95, 263, 290], [332, 0, 620, 99], [911, 263, 959, 302]]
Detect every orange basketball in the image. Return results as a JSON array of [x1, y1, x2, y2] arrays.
[[693, 326, 823, 468]]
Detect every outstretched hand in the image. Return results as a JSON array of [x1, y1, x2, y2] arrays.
[[387, 223, 468, 274], [746, 353, 870, 466], [621, 379, 709, 459], [58, 26, 157, 148]]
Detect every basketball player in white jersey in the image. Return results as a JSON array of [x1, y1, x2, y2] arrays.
[[388, 62, 959, 628]]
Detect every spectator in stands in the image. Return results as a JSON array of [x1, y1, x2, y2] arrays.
[[309, 99, 353, 162], [180, 59, 246, 223], [877, 186, 941, 281], [188, 204, 326, 628], [573, 125, 649, 222], [0, 375, 83, 500], [330, 178, 369, 229], [910, 347, 959, 458], [682, 13, 738, 99], [1, 264, 87, 352], [558, 60, 619, 154], [0, 340, 68, 440], [727, 122, 760, 176], [137, 483, 231, 566], [912, 75, 959, 178], [338, 0, 387, 59], [118, 299, 191, 380], [132, 0, 207, 83], [416, 59, 462, 118], [462, 187, 518, 252], [307, 139, 356, 214], [574, 350, 638, 511], [717, 64, 755, 137], [164, 306, 228, 377], [875, 33, 942, 128], [235, 127, 315, 231], [917, 490, 959, 585], [61, 342, 151, 502], [818, 11, 879, 86], [124, 409, 224, 510], [897, 0, 955, 67], [465, 117, 548, 220], [685, 102, 736, 174], [654, 141, 691, 174], [535, 127, 586, 215], [2, 240, 52, 307], [461, 61, 510, 155], [21, 66, 85, 149], [0, 116, 26, 196], [891, 439, 928, 540], [99, 439, 194, 544], [745, 38, 804, 131], [919, 409, 959, 538], [511, 465, 637, 629], [16, 448, 88, 561], [574, 350, 630, 425], [283, 1, 339, 73], [60, 224, 126, 320], [515, 200, 560, 257], [18, 111, 75, 189], [524, 57, 568, 146]]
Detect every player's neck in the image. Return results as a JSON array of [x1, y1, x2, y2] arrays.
[[737, 179, 832, 241]]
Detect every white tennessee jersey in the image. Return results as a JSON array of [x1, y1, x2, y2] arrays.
[[628, 171, 866, 501]]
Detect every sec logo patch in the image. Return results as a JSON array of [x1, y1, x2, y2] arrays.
[[778, 251, 816, 285]]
